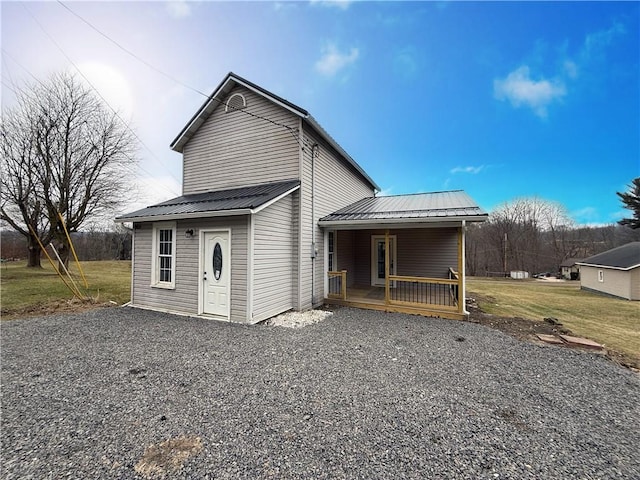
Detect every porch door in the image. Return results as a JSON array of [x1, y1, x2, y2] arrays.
[[371, 235, 396, 286], [202, 231, 230, 318]]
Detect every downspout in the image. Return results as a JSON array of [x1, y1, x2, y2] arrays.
[[311, 143, 319, 306]]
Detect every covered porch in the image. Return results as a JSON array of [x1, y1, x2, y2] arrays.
[[318, 191, 488, 320]]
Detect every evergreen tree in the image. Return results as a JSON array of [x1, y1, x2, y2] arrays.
[[617, 177, 640, 229]]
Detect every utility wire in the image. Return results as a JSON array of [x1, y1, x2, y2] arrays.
[[22, 3, 181, 198], [55, 0, 308, 148], [56, 0, 209, 99]]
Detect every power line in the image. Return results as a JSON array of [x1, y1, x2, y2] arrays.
[[55, 1, 307, 147], [21, 3, 181, 198], [56, 0, 209, 99]]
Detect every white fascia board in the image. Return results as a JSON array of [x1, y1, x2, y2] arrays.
[[250, 185, 300, 214], [115, 208, 252, 223], [317, 216, 486, 230], [575, 262, 640, 271]]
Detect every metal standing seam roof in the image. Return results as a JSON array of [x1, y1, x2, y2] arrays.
[[115, 179, 300, 222], [319, 190, 488, 223], [576, 242, 640, 270]]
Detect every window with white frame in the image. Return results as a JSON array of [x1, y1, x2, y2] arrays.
[[152, 222, 176, 288], [328, 231, 335, 272], [598, 270, 604, 283]]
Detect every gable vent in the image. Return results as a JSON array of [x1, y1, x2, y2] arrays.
[[225, 93, 247, 112]]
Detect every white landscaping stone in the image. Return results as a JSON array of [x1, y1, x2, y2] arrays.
[[265, 310, 333, 328]]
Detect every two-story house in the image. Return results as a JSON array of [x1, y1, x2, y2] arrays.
[[116, 72, 487, 323]]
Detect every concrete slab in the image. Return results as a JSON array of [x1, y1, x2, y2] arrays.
[[559, 335, 604, 350], [536, 334, 565, 345]]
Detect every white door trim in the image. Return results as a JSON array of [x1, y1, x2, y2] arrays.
[[371, 234, 397, 286], [199, 228, 231, 319]]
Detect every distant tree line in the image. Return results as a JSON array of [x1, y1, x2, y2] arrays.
[[1, 227, 132, 262], [466, 196, 640, 276]]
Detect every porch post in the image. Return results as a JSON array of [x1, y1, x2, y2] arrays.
[[458, 223, 464, 314], [384, 229, 390, 306]]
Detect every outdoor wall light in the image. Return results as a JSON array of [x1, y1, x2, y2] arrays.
[[185, 229, 194, 239]]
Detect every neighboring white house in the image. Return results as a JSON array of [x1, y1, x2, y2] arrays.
[[116, 72, 488, 322], [560, 258, 583, 280], [577, 242, 640, 300]]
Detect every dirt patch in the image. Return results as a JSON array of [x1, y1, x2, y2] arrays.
[[134, 435, 203, 479], [0, 298, 118, 321], [466, 296, 639, 372]]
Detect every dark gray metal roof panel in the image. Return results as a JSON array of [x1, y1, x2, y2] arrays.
[[320, 190, 488, 222], [117, 179, 299, 221], [577, 242, 640, 269]]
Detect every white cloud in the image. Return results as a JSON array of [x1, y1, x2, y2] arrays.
[[394, 46, 419, 79], [493, 66, 566, 118], [166, 0, 191, 19], [450, 165, 485, 175], [123, 176, 182, 215], [377, 187, 394, 196], [563, 60, 579, 79], [582, 22, 625, 60], [310, 0, 351, 10], [75, 62, 134, 120], [315, 44, 359, 77]]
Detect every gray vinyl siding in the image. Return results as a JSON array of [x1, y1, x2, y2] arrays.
[[335, 230, 356, 287], [182, 86, 300, 194], [580, 265, 638, 300], [131, 216, 248, 321], [343, 228, 459, 287], [252, 193, 296, 322], [396, 228, 459, 278], [299, 128, 376, 308]]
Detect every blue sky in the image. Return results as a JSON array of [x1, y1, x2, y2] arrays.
[[2, 1, 638, 225]]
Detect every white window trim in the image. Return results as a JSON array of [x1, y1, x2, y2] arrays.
[[370, 234, 397, 287], [598, 269, 604, 283], [151, 221, 176, 289], [328, 231, 336, 272]]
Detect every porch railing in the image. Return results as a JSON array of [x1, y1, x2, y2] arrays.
[[388, 275, 459, 309], [327, 270, 347, 300]]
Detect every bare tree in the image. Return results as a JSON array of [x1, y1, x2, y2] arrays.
[[1, 72, 137, 268], [466, 197, 574, 276]]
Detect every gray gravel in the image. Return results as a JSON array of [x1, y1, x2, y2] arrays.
[[1, 307, 638, 479]]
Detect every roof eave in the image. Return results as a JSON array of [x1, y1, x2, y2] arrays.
[[305, 116, 380, 192], [575, 262, 640, 271], [318, 215, 488, 229], [115, 208, 254, 223]]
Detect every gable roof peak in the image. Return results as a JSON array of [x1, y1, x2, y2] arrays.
[[170, 72, 379, 192]]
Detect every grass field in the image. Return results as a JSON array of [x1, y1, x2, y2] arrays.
[[1, 260, 131, 317], [467, 277, 640, 361]]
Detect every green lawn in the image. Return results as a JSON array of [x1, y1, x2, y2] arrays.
[[467, 277, 640, 361], [1, 260, 131, 317]]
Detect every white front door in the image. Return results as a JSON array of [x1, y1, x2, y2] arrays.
[[202, 231, 230, 318], [371, 235, 397, 286]]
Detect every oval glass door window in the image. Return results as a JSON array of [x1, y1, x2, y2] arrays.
[[213, 242, 223, 280]]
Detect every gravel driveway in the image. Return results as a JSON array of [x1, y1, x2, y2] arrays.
[[2, 307, 638, 479]]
